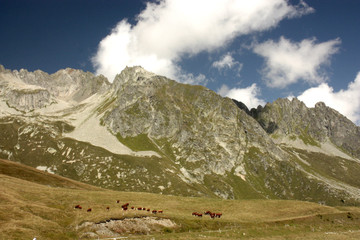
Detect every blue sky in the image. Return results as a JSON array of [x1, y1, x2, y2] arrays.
[[1, 0, 360, 124]]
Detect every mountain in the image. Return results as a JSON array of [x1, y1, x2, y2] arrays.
[[1, 64, 360, 206]]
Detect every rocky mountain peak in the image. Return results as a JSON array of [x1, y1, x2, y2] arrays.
[[113, 66, 156, 89], [248, 97, 360, 158], [0, 65, 111, 112]]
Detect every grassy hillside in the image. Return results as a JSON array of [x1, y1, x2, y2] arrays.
[[0, 159, 99, 190], [1, 159, 360, 239]]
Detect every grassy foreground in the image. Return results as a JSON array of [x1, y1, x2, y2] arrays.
[[1, 159, 360, 240]]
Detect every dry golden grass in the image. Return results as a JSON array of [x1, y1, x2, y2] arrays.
[[1, 159, 360, 240]]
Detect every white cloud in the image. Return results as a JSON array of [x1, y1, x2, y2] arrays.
[[253, 36, 341, 88], [297, 72, 360, 124], [218, 83, 266, 109], [92, 0, 314, 82], [212, 53, 243, 76], [212, 53, 239, 69]]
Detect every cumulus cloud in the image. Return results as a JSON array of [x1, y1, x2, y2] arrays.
[[218, 83, 266, 109], [297, 72, 360, 124], [253, 36, 341, 88], [212, 53, 243, 76], [92, 0, 314, 82]]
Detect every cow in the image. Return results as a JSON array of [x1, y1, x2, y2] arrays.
[[116, 200, 120, 203], [192, 212, 202, 217], [106, 206, 110, 211], [147, 208, 150, 212], [158, 210, 163, 214], [74, 205, 82, 210], [121, 203, 130, 209], [131, 206, 135, 210], [152, 210, 157, 214], [215, 213, 222, 218], [87, 208, 92, 212], [137, 207, 142, 211]]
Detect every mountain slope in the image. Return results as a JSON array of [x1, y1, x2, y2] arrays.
[[1, 65, 360, 206]]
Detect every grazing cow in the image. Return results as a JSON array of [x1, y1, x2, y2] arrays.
[[87, 208, 92, 212], [204, 211, 212, 215], [106, 206, 110, 211], [210, 213, 216, 219], [143, 207, 146, 211], [123, 207, 128, 211], [147, 208, 150, 212], [117, 200, 120, 203], [192, 212, 202, 217], [137, 207, 142, 210], [131, 206, 135, 210], [152, 210, 157, 214], [121, 203, 130, 209], [158, 210, 163, 214], [74, 205, 82, 210], [215, 213, 222, 218]]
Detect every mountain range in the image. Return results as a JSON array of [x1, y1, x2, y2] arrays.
[[1, 64, 360, 206]]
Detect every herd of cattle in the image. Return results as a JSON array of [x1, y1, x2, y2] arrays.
[[192, 210, 222, 219], [74, 201, 222, 219], [74, 201, 164, 214]]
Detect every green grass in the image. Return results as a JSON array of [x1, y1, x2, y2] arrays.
[[116, 133, 161, 152]]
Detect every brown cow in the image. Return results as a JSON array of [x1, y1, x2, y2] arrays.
[[152, 210, 157, 214], [121, 203, 129, 209], [215, 213, 222, 218], [87, 208, 92, 212], [106, 206, 110, 211], [74, 205, 82, 210], [192, 212, 202, 217], [158, 210, 163, 214]]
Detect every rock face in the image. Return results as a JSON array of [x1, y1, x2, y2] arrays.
[[252, 98, 360, 158], [103, 67, 287, 193], [0, 65, 110, 112], [1, 65, 360, 206]]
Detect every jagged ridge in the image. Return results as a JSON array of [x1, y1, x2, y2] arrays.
[[1, 65, 360, 206]]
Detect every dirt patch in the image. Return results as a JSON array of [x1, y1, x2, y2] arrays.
[[79, 216, 177, 238]]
